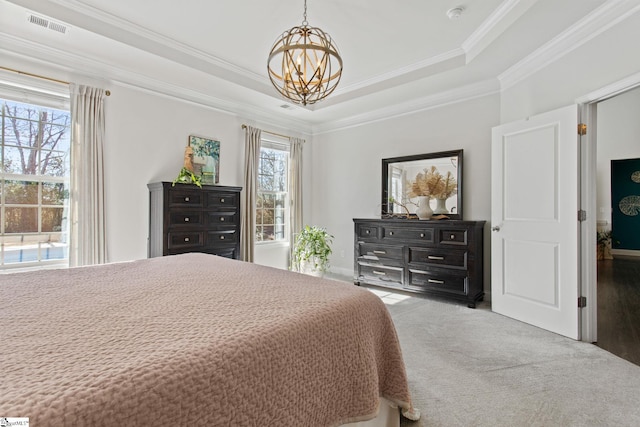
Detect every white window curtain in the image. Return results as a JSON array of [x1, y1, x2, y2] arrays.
[[289, 137, 304, 250], [69, 84, 107, 267], [241, 125, 261, 262]]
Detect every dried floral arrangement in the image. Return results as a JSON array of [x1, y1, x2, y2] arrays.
[[437, 171, 457, 199], [408, 166, 457, 199]]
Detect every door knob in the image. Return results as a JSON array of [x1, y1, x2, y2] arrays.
[[492, 226, 501, 232]]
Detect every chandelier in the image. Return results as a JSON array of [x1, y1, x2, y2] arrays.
[[267, 0, 343, 106]]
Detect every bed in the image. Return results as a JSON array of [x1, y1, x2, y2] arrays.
[[0, 253, 419, 426]]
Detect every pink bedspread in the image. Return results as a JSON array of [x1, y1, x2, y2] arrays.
[[0, 253, 416, 426]]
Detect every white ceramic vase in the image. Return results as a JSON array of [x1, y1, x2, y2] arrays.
[[433, 198, 449, 214], [415, 196, 433, 220]]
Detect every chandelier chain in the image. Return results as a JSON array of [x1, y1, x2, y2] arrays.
[[302, 0, 308, 26]]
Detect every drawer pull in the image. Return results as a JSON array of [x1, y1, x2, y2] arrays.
[[185, 196, 190, 202], [220, 235, 225, 240], [184, 237, 190, 242], [428, 255, 444, 260], [389, 231, 394, 236], [220, 217, 225, 222], [373, 250, 386, 255], [372, 270, 386, 276], [428, 279, 445, 284], [220, 198, 225, 203], [450, 234, 455, 240], [366, 230, 370, 234], [420, 233, 425, 238], [184, 217, 190, 222]]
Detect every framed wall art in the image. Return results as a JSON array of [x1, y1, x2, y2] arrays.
[[189, 135, 220, 184]]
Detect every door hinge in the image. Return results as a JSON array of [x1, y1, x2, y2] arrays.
[[578, 123, 587, 135], [578, 210, 587, 222], [578, 296, 587, 308]]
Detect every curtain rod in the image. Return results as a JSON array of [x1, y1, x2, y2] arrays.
[[241, 124, 293, 140], [0, 66, 111, 96]]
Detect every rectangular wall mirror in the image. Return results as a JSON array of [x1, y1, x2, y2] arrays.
[[381, 149, 463, 220]]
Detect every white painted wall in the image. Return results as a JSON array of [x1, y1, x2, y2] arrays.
[[310, 94, 500, 288], [500, 11, 640, 123], [103, 85, 245, 262], [103, 84, 312, 266]]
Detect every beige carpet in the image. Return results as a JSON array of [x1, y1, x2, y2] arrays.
[[365, 288, 640, 427]]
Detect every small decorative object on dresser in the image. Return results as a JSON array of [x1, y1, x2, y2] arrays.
[[148, 182, 241, 259], [353, 218, 485, 308]]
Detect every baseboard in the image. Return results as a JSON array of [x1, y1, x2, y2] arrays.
[[328, 266, 354, 282], [611, 249, 640, 258]]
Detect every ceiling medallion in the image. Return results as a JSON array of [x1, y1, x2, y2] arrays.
[[267, 0, 343, 106]]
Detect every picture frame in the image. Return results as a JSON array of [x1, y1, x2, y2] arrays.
[[188, 135, 220, 184]]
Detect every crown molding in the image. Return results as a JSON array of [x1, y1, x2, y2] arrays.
[[0, 31, 500, 137], [5, 0, 271, 91], [498, 1, 640, 90], [335, 48, 465, 97], [312, 79, 500, 135], [0, 32, 313, 135], [463, 0, 529, 62]]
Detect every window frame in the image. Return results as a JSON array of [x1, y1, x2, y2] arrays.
[[0, 80, 71, 271], [256, 137, 290, 245]]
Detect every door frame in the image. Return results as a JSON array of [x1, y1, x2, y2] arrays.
[[577, 71, 640, 342]]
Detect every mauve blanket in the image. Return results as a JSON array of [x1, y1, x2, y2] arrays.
[[0, 253, 416, 426]]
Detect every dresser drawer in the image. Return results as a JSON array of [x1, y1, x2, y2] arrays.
[[207, 229, 238, 245], [358, 243, 404, 261], [357, 224, 379, 240], [438, 228, 468, 246], [382, 226, 434, 243], [168, 189, 204, 207], [408, 247, 467, 269], [169, 211, 203, 227], [407, 269, 468, 296], [167, 231, 204, 249], [206, 211, 238, 226], [358, 263, 404, 286], [207, 192, 238, 208]]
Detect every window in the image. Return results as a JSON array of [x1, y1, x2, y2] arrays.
[[1, 97, 71, 269], [256, 140, 289, 243]]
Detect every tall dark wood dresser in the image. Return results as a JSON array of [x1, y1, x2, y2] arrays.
[[148, 182, 242, 259], [354, 218, 485, 307]]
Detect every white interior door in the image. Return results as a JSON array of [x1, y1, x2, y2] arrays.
[[491, 105, 580, 340]]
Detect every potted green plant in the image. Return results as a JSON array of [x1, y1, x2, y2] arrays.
[[292, 225, 334, 277]]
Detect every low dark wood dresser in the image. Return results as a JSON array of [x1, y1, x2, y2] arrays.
[[353, 218, 485, 307], [148, 182, 242, 259]]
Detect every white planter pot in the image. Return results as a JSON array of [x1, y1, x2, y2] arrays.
[[299, 258, 325, 277]]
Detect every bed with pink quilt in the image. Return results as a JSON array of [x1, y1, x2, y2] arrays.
[[0, 253, 419, 426]]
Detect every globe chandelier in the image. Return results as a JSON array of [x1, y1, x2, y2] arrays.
[[267, 0, 343, 106]]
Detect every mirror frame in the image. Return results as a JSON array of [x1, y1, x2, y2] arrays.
[[381, 149, 463, 220]]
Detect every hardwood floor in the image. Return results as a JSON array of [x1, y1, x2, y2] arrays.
[[596, 257, 640, 366]]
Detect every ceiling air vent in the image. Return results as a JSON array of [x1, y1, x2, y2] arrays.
[[27, 13, 69, 34], [28, 14, 49, 28]]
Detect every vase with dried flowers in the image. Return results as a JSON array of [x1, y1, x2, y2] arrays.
[[408, 166, 445, 220], [432, 171, 457, 214]]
